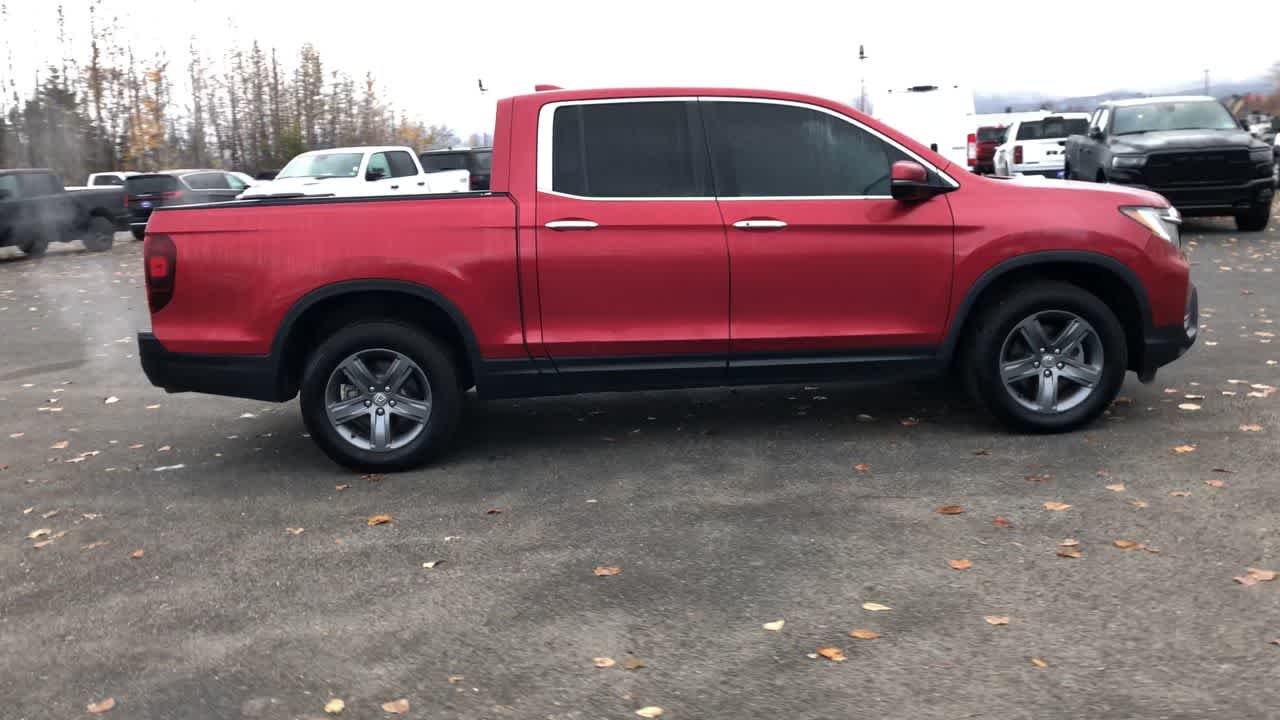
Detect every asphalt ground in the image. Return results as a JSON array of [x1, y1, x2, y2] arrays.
[[1, 210, 1278, 719]]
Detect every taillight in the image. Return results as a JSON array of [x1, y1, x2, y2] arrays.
[[144, 233, 177, 313], [160, 191, 183, 200], [1014, 145, 1023, 164], [966, 133, 977, 166]]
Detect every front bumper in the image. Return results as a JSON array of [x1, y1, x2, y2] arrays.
[[138, 332, 290, 402], [1137, 286, 1198, 380], [1109, 175, 1273, 215]]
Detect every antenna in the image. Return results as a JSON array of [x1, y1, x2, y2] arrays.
[[478, 78, 488, 94], [858, 45, 868, 114]]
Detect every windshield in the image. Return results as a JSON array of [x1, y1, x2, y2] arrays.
[[1016, 118, 1088, 140], [276, 152, 363, 179], [1112, 101, 1238, 135]]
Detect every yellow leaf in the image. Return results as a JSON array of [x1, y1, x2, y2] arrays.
[[948, 559, 973, 571], [366, 514, 394, 526], [285, 527, 304, 535], [762, 619, 785, 631], [1056, 548, 1082, 559], [1104, 483, 1126, 492], [1042, 501, 1071, 512], [934, 505, 965, 515], [1030, 658, 1049, 668], [1113, 539, 1140, 549], [1177, 403, 1201, 410], [50, 440, 69, 449], [984, 615, 1010, 625], [816, 646, 846, 662], [381, 698, 410, 714], [1169, 490, 1191, 497], [335, 483, 350, 491], [422, 560, 442, 569], [624, 656, 646, 671], [1173, 445, 1196, 453], [1248, 568, 1278, 582], [862, 602, 891, 611], [130, 548, 144, 559], [1058, 538, 1079, 547], [854, 463, 871, 472], [26, 528, 51, 539], [1239, 424, 1263, 432], [1129, 499, 1149, 509], [593, 565, 622, 577], [849, 629, 881, 639], [593, 656, 616, 668], [899, 417, 920, 427], [1205, 479, 1225, 489], [87, 696, 116, 713], [324, 698, 345, 714], [635, 707, 665, 718]]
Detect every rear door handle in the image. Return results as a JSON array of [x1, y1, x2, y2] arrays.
[[733, 219, 787, 229], [545, 219, 598, 230]]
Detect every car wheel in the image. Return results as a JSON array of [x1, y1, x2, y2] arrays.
[[1234, 200, 1271, 232], [17, 233, 49, 257], [130, 227, 146, 241], [1063, 162, 1073, 180], [81, 216, 115, 252], [299, 321, 463, 471], [966, 281, 1127, 433]]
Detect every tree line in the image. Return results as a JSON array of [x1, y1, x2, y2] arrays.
[[0, 4, 478, 182]]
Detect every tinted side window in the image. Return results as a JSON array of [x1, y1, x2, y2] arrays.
[[226, 173, 248, 190], [92, 175, 123, 186], [366, 152, 392, 180], [420, 153, 466, 172], [18, 173, 61, 196], [386, 151, 418, 178], [186, 172, 230, 190], [552, 101, 711, 198], [704, 101, 908, 197], [0, 175, 20, 199]]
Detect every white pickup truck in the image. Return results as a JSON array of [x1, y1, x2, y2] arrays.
[[238, 146, 469, 199], [992, 114, 1090, 177]]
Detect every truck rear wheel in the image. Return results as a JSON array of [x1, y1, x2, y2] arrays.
[[964, 282, 1127, 433], [81, 216, 115, 252], [18, 233, 49, 257], [1234, 201, 1271, 232], [299, 321, 463, 471]]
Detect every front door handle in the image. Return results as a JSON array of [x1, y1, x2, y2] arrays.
[[390, 184, 400, 189], [545, 219, 598, 230], [733, 219, 787, 229]]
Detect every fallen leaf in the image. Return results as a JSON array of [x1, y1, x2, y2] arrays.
[[1058, 538, 1079, 547], [1056, 548, 1083, 559], [1173, 445, 1196, 454], [593, 657, 616, 668], [984, 615, 1010, 626], [1030, 658, 1049, 668], [361, 473, 384, 483], [816, 646, 847, 662], [862, 602, 891, 611], [1247, 568, 1278, 582], [1177, 403, 1201, 411], [1129, 499, 1149, 509], [82, 512, 100, 520], [1240, 424, 1264, 432], [1271, 639, 1280, 646], [422, 560, 443, 569], [854, 463, 871, 472], [145, 404, 161, 410], [948, 559, 973, 571], [82, 540, 110, 550], [1205, 479, 1225, 489], [624, 656, 646, 671], [1042, 501, 1071, 512], [381, 698, 410, 715], [992, 516, 1013, 528], [50, 440, 69, 449], [366, 514, 395, 526], [130, 548, 144, 559], [762, 619, 785, 631], [324, 698, 345, 714], [1184, 394, 1206, 400], [86, 696, 116, 714], [593, 565, 622, 577], [485, 508, 503, 515], [973, 448, 991, 455], [285, 527, 305, 536], [1025, 473, 1053, 482], [27, 528, 51, 539], [33, 539, 54, 549], [935, 505, 965, 515], [899, 417, 920, 427], [1113, 396, 1134, 406], [1169, 490, 1192, 497], [128, 443, 144, 449], [334, 483, 350, 491], [1113, 539, 1140, 549], [157, 445, 171, 452], [447, 675, 464, 684], [1235, 574, 1260, 587], [239, 412, 257, 419], [104, 396, 119, 404], [1105, 483, 1126, 492], [22, 507, 34, 514], [849, 629, 881, 639], [635, 707, 664, 718]]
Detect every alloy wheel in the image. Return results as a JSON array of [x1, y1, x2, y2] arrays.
[[999, 310, 1104, 414], [324, 348, 433, 452]]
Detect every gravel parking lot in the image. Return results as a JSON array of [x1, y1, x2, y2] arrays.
[[2, 215, 1278, 719]]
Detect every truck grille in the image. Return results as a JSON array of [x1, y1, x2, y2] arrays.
[[1143, 150, 1251, 187]]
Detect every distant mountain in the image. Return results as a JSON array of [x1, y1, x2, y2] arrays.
[[976, 77, 1272, 113]]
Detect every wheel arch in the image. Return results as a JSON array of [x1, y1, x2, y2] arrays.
[[272, 280, 482, 399], [942, 251, 1152, 371]]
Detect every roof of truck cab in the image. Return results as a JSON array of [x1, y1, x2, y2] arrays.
[[512, 86, 872, 106], [297, 146, 415, 155], [1100, 95, 1217, 107], [0, 168, 55, 176]]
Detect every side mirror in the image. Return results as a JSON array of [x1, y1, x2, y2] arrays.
[[365, 168, 386, 181], [890, 160, 937, 202], [1088, 127, 1104, 140]]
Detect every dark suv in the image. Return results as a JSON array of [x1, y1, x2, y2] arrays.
[[418, 147, 493, 191], [1064, 96, 1275, 231], [125, 170, 250, 240]]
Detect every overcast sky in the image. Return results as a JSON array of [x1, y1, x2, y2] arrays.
[[4, 0, 1276, 134]]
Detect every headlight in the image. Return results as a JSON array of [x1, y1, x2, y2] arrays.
[[1120, 206, 1181, 246], [1249, 148, 1273, 163], [1112, 155, 1146, 169]]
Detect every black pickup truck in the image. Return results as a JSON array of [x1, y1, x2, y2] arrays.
[[1064, 96, 1275, 231], [0, 169, 128, 255]]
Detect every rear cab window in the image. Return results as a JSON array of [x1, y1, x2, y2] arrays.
[[1015, 118, 1089, 140], [420, 152, 467, 173], [126, 175, 180, 195]]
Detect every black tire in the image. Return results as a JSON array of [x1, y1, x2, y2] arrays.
[[1234, 201, 1271, 232], [1063, 162, 1074, 181], [18, 233, 49, 257], [81, 216, 115, 252], [299, 321, 463, 471], [965, 281, 1127, 433], [131, 227, 146, 241]]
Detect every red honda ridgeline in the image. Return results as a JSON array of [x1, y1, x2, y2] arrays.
[[139, 87, 1197, 470]]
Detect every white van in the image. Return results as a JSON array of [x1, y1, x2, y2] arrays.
[[872, 84, 977, 169]]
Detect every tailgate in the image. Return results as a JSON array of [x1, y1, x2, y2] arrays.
[[1019, 139, 1067, 166]]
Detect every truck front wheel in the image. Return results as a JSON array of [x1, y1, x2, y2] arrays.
[[81, 216, 115, 252], [18, 233, 49, 257], [1234, 201, 1271, 232], [299, 321, 463, 471]]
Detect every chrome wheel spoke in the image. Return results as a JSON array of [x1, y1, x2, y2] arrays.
[[325, 348, 433, 453], [1058, 358, 1101, 387], [1053, 319, 1089, 354], [389, 396, 431, 422], [341, 357, 379, 392], [370, 411, 390, 450], [1035, 373, 1059, 411], [1017, 317, 1052, 351], [1000, 310, 1104, 415], [327, 396, 368, 425], [1001, 357, 1041, 384], [383, 357, 415, 394]]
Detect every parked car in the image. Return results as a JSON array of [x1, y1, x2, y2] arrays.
[[138, 86, 1197, 470], [973, 125, 1005, 174], [419, 147, 493, 191], [86, 171, 137, 187], [125, 169, 250, 240], [0, 169, 127, 255], [873, 83, 977, 169], [238, 146, 469, 200], [1064, 96, 1275, 231], [229, 171, 257, 189], [992, 114, 1089, 177]]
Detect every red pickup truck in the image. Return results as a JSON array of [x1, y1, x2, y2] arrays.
[[138, 86, 1197, 470]]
